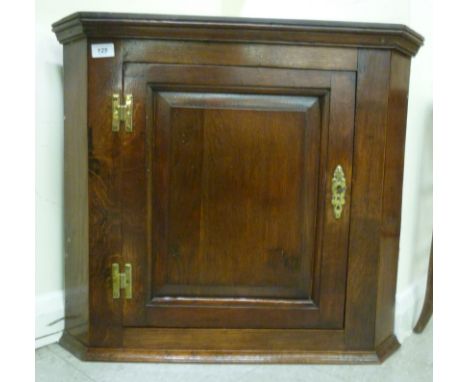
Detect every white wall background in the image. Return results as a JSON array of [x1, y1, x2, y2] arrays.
[[36, 0, 433, 347]]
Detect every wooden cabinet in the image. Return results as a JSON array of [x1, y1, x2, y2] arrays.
[[53, 12, 423, 363]]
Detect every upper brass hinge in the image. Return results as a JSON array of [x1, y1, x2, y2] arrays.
[[112, 263, 132, 299], [112, 93, 133, 132]]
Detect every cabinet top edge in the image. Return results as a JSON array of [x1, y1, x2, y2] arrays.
[[52, 11, 423, 56]]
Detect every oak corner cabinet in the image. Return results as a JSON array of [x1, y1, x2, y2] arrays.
[[52, 12, 423, 364]]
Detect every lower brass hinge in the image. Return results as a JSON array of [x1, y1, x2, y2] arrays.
[[112, 263, 132, 299], [112, 93, 133, 132]]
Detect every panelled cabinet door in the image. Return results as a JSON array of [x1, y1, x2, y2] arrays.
[[121, 63, 356, 329]]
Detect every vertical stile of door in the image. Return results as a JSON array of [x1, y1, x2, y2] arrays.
[[120, 68, 149, 326], [317, 71, 356, 327]]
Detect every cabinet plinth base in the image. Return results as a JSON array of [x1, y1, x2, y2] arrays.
[[59, 331, 400, 364]]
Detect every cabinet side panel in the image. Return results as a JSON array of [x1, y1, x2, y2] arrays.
[[345, 50, 390, 349], [63, 39, 89, 344], [375, 53, 411, 346]]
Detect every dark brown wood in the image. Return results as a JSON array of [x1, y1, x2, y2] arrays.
[[87, 40, 124, 347], [154, 95, 318, 301], [345, 49, 391, 350], [122, 328, 345, 351], [54, 12, 423, 364], [63, 39, 89, 344], [375, 52, 411, 345], [52, 12, 423, 56], [121, 64, 355, 330], [120, 40, 358, 71], [414, 239, 433, 333], [61, 330, 399, 364]]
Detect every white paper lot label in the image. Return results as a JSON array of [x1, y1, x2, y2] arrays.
[[91, 43, 115, 58]]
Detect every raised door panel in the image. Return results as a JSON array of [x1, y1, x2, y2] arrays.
[[153, 93, 320, 302], [121, 64, 355, 329]]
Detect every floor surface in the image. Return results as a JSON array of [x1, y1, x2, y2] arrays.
[[36, 321, 432, 382]]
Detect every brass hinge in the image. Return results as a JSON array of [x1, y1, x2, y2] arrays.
[[112, 93, 133, 132], [112, 263, 132, 299]]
